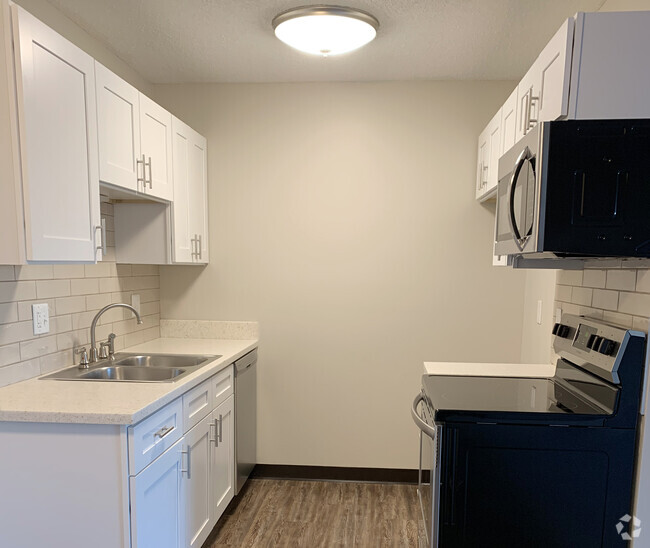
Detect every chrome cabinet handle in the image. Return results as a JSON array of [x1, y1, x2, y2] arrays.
[[180, 448, 190, 477], [527, 95, 539, 129], [136, 154, 146, 189], [218, 414, 223, 443], [411, 393, 437, 440], [197, 234, 202, 260], [145, 156, 152, 188], [190, 234, 198, 260], [154, 425, 174, 439], [209, 419, 217, 444]]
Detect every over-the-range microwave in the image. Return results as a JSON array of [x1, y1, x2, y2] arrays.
[[495, 119, 650, 261]]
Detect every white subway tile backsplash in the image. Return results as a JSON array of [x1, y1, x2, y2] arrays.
[[636, 270, 650, 294], [0, 321, 35, 346], [606, 270, 637, 291], [0, 359, 41, 387], [39, 349, 73, 374], [592, 289, 619, 311], [52, 264, 86, 279], [55, 296, 86, 315], [555, 285, 572, 303], [633, 316, 649, 332], [0, 281, 36, 303], [17, 299, 56, 322], [20, 335, 58, 361], [51, 315, 72, 334], [571, 287, 592, 306], [582, 270, 606, 289], [99, 277, 121, 293], [602, 311, 634, 329], [557, 270, 583, 286], [70, 278, 100, 296], [14, 265, 53, 280], [84, 262, 112, 278], [618, 291, 650, 317], [0, 344, 20, 367], [56, 329, 90, 352], [36, 280, 70, 299], [0, 303, 18, 325], [85, 293, 112, 311], [0, 266, 15, 281]]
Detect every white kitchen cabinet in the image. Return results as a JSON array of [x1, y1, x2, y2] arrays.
[[96, 64, 173, 201], [9, 4, 102, 262], [475, 108, 501, 202], [140, 94, 174, 201], [184, 414, 213, 548], [500, 87, 518, 155], [130, 437, 185, 548], [211, 395, 235, 521], [516, 18, 574, 141], [96, 61, 140, 193], [171, 117, 209, 264]]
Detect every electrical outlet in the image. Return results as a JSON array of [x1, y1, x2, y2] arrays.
[[32, 303, 50, 335], [131, 293, 141, 315]]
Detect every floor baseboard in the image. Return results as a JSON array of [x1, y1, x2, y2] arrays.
[[250, 464, 418, 484]]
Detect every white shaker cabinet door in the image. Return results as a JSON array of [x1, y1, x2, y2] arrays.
[[12, 5, 101, 262], [211, 395, 234, 523], [184, 414, 213, 548], [130, 437, 185, 548], [171, 117, 209, 264], [500, 87, 518, 155], [140, 94, 174, 201], [95, 62, 140, 192], [536, 17, 574, 124]]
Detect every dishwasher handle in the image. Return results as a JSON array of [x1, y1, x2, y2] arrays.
[[235, 348, 257, 373], [412, 393, 437, 440]]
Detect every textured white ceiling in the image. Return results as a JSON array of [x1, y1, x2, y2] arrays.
[[45, 0, 606, 83]]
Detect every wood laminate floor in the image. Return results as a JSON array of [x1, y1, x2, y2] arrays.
[[203, 479, 420, 547]]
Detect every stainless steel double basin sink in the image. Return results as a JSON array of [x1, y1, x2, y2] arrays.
[[41, 353, 221, 383]]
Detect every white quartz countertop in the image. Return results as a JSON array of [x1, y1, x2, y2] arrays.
[[0, 338, 258, 425], [424, 362, 556, 377]]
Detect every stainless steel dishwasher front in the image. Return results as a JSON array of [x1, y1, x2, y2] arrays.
[[235, 348, 257, 494]]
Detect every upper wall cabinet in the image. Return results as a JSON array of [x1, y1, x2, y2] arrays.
[[515, 18, 574, 142], [475, 108, 501, 201], [96, 65, 174, 202], [171, 117, 209, 264], [95, 62, 140, 193], [6, 4, 102, 263]]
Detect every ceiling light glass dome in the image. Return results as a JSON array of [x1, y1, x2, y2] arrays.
[[272, 6, 379, 57]]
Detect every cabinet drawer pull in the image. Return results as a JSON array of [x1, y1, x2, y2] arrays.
[[145, 156, 153, 189], [218, 414, 223, 443], [180, 448, 190, 477], [154, 425, 174, 439], [209, 419, 217, 444]]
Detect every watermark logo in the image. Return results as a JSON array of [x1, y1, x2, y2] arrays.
[[616, 514, 642, 540]]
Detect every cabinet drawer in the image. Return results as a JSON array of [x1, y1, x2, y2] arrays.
[[183, 378, 212, 433], [128, 397, 183, 475], [211, 365, 234, 410]]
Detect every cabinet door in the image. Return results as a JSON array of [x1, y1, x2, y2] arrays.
[[210, 395, 234, 523], [140, 94, 173, 201], [171, 117, 209, 264], [516, 63, 540, 143], [500, 87, 518, 155], [476, 109, 501, 202], [184, 415, 213, 548], [12, 5, 101, 262], [95, 62, 140, 192], [536, 18, 574, 124], [130, 437, 185, 548]]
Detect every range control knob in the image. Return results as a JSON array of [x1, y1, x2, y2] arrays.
[[587, 334, 598, 349], [598, 338, 616, 356], [553, 324, 571, 339]]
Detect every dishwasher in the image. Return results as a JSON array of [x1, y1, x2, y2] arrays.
[[234, 348, 257, 494]]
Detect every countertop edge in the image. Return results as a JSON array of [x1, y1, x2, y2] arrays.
[[0, 338, 258, 425]]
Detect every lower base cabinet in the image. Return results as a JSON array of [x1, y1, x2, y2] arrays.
[[0, 363, 240, 548]]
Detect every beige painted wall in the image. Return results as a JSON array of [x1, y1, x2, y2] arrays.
[[153, 81, 529, 468], [600, 0, 650, 10], [13, 0, 152, 94]]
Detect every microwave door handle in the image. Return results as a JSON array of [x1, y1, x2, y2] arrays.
[[509, 147, 530, 250]]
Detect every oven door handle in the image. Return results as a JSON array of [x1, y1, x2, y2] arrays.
[[411, 393, 437, 439]]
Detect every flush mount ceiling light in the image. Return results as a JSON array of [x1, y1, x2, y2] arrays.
[[272, 5, 379, 57]]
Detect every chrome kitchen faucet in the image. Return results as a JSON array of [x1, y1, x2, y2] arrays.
[[87, 303, 142, 366]]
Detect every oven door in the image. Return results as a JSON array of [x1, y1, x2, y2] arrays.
[[412, 393, 442, 548]]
